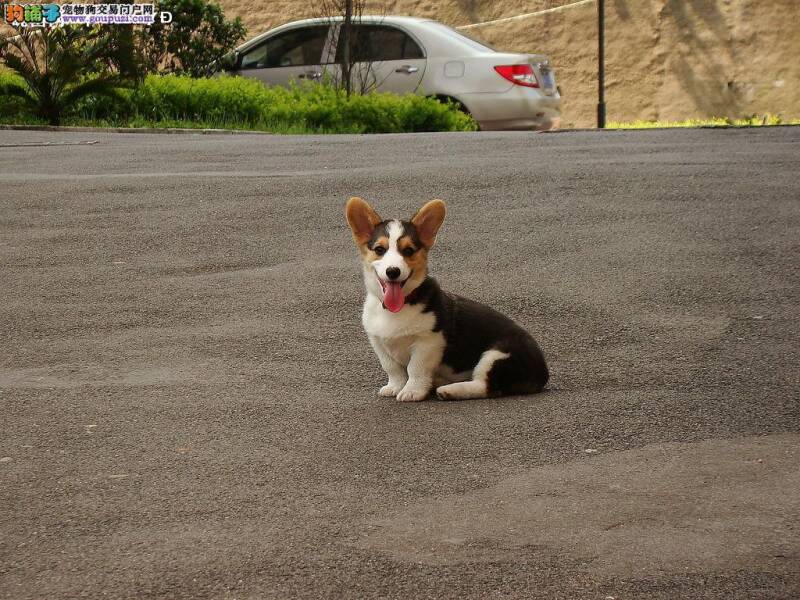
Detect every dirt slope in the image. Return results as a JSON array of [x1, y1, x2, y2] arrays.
[[221, 0, 800, 127]]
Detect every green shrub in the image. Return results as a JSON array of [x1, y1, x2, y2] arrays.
[[136, 74, 268, 123], [0, 27, 134, 125], [0, 73, 27, 119], [107, 75, 475, 133], [141, 0, 246, 77], [67, 74, 477, 133]]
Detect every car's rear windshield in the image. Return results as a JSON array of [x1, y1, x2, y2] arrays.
[[425, 22, 497, 52]]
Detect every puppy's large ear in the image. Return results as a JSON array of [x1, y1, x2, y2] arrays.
[[346, 197, 382, 245], [412, 199, 446, 248]]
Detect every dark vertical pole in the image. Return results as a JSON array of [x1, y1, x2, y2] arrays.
[[597, 0, 606, 128], [342, 0, 353, 96]]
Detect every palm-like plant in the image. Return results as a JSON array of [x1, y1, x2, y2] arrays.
[[0, 27, 132, 125]]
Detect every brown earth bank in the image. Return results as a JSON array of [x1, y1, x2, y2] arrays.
[[221, 0, 800, 128]]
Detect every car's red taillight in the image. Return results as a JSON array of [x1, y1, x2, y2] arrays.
[[493, 64, 539, 88]]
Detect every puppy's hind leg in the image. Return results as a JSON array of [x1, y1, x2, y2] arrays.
[[435, 350, 510, 401]]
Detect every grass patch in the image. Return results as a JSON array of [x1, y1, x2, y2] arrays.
[[0, 73, 477, 134], [607, 115, 800, 129]]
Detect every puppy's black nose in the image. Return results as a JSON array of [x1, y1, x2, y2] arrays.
[[386, 267, 401, 280]]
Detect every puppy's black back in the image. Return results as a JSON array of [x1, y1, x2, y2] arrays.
[[410, 277, 549, 394]]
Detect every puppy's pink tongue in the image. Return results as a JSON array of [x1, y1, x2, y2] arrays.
[[382, 281, 405, 313]]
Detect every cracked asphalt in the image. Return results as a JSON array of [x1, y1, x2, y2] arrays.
[[1, 127, 799, 599]]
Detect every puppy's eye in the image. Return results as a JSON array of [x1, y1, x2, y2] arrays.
[[401, 247, 415, 257], [373, 246, 386, 256]]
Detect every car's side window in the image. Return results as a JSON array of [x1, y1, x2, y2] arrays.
[[336, 25, 424, 63], [240, 26, 329, 69], [240, 44, 265, 69]]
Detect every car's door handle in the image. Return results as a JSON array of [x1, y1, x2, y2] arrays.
[[395, 65, 419, 74], [299, 71, 322, 80]]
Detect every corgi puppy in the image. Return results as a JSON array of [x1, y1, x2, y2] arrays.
[[346, 197, 549, 401]]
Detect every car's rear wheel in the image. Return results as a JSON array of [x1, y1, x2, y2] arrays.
[[432, 95, 480, 130], [433, 95, 471, 116]]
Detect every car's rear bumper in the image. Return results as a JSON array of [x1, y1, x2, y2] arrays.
[[460, 88, 562, 131]]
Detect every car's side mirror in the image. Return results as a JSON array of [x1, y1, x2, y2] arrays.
[[219, 50, 240, 72]]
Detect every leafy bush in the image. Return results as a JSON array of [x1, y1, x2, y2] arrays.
[[0, 73, 26, 118], [64, 74, 477, 133], [0, 27, 134, 125], [141, 0, 246, 77], [127, 73, 267, 123], [0, 71, 477, 133]]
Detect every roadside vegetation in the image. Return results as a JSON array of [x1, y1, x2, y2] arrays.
[[607, 115, 800, 129], [0, 28, 133, 126], [0, 71, 476, 133]]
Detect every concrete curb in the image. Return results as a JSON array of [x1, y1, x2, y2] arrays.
[[0, 124, 274, 135]]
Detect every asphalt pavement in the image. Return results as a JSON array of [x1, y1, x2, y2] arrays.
[[1, 126, 799, 599]]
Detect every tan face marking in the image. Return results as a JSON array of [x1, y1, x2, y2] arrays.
[[372, 236, 389, 252], [361, 236, 389, 266], [398, 236, 428, 274], [398, 236, 416, 254]]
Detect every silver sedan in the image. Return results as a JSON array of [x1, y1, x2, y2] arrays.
[[227, 16, 562, 131]]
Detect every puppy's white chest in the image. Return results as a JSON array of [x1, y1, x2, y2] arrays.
[[378, 334, 417, 366], [361, 296, 436, 339], [362, 296, 440, 364]]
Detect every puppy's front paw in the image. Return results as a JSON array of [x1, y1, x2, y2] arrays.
[[379, 383, 403, 397], [396, 384, 430, 402]]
